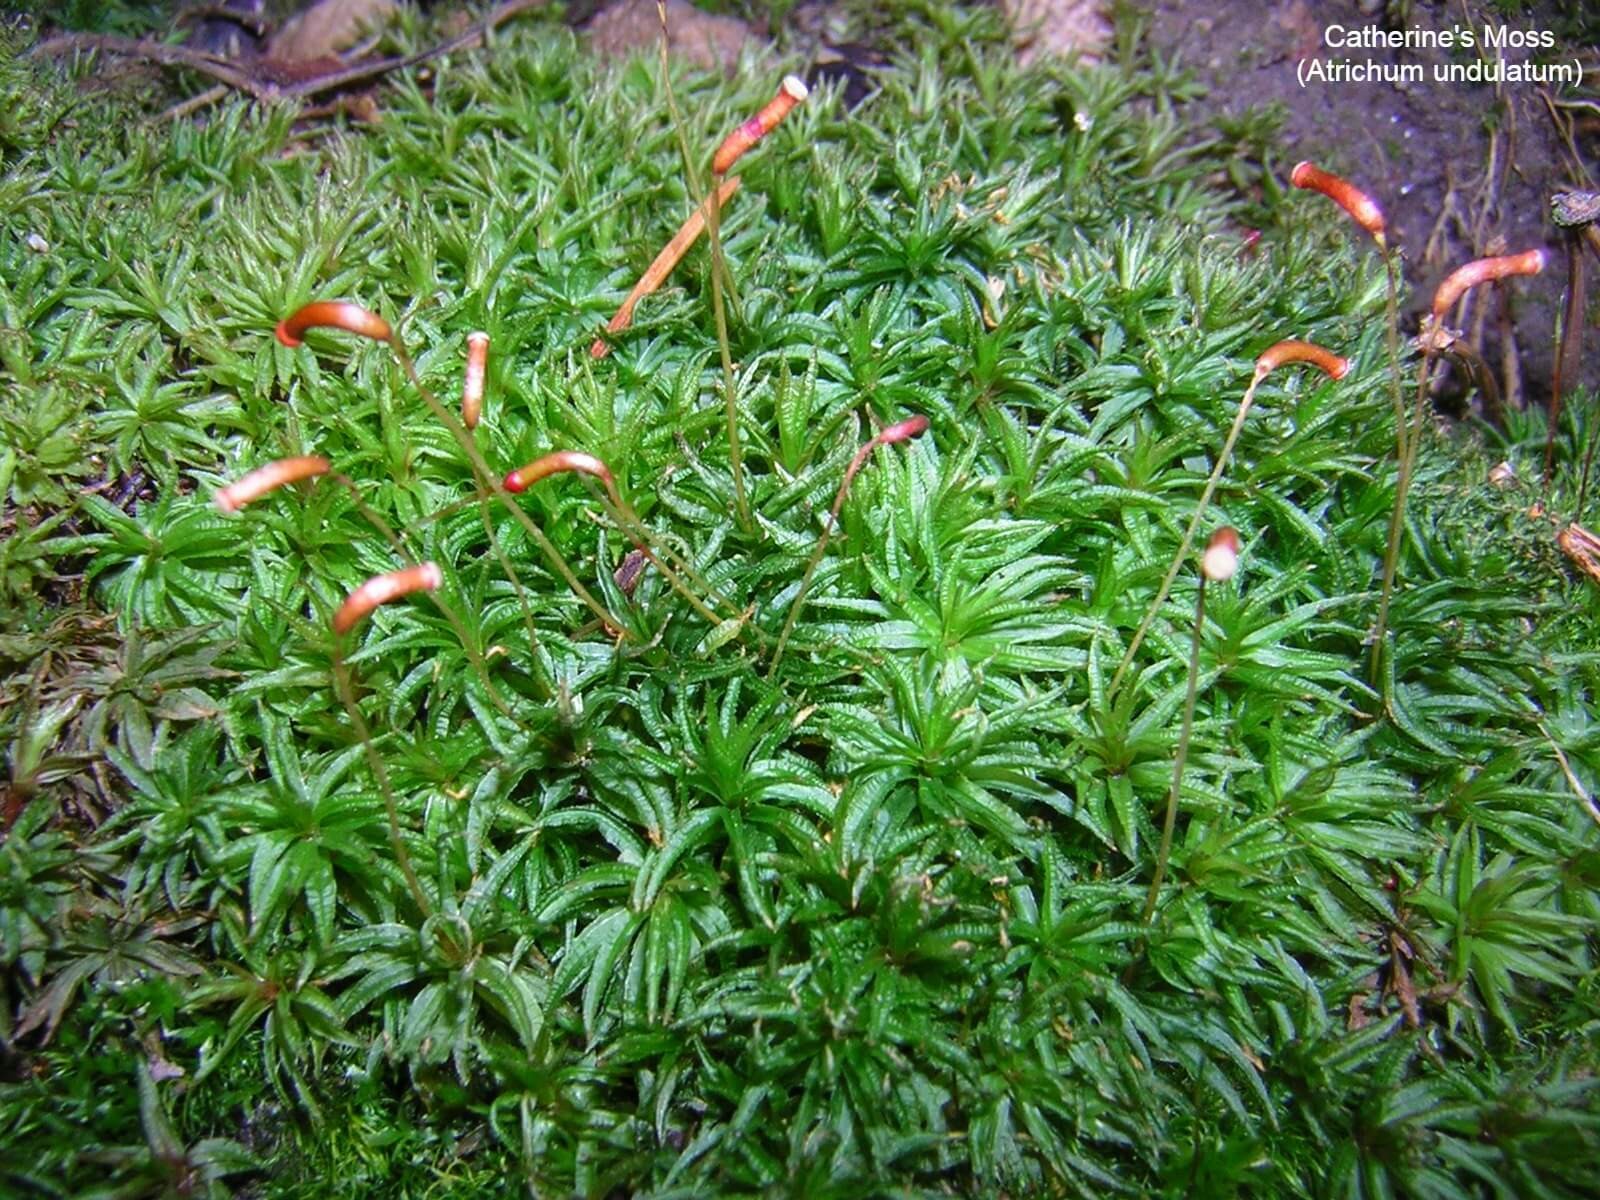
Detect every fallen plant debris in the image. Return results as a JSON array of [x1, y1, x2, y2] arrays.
[[590, 174, 741, 358], [28, 0, 550, 108]]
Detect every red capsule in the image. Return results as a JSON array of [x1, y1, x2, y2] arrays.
[[461, 331, 489, 430], [1290, 161, 1386, 245], [1254, 339, 1351, 381], [711, 75, 809, 175], [213, 455, 332, 513], [1430, 250, 1546, 323], [1200, 527, 1241, 582], [332, 563, 443, 635], [503, 451, 616, 497], [275, 300, 392, 347], [877, 414, 930, 445]]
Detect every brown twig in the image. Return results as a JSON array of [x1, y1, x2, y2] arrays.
[[589, 176, 742, 359], [31, 0, 549, 105], [29, 33, 273, 98]]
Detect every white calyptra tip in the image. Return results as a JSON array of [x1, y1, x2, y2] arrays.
[[781, 74, 809, 101], [1201, 527, 1241, 582]]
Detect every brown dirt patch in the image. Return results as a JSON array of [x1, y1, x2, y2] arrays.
[[1144, 0, 1600, 406]]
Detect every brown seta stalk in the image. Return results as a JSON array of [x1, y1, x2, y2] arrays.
[[329, 563, 444, 917], [1370, 249, 1545, 679], [702, 74, 808, 533], [1140, 527, 1240, 926]]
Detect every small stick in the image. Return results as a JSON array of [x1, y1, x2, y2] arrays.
[[34, 0, 551, 106], [591, 176, 741, 359], [771, 415, 929, 671], [462, 331, 489, 430]]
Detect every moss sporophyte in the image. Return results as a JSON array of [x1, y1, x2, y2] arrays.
[[461, 331, 489, 431], [1371, 247, 1547, 678], [1142, 526, 1242, 927], [1111, 339, 1348, 698]]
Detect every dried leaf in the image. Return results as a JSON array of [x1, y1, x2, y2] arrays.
[[152, 687, 221, 722], [1558, 524, 1600, 586], [266, 0, 398, 63]]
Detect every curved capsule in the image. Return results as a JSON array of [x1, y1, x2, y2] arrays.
[[711, 74, 809, 175], [462, 331, 489, 430], [503, 451, 616, 498], [877, 414, 930, 445], [1290, 161, 1387, 245], [1254, 339, 1351, 381], [332, 562, 443, 636], [1430, 250, 1546, 323], [214, 455, 331, 513], [839, 413, 930, 495], [276, 300, 392, 348]]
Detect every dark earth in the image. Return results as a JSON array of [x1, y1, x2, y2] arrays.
[[1145, 0, 1599, 407]]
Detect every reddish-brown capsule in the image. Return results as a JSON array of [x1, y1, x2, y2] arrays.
[[275, 301, 392, 348], [1429, 250, 1546, 323], [841, 413, 930, 494], [1290, 161, 1387, 245], [876, 414, 930, 445], [1254, 339, 1351, 381], [503, 451, 616, 496], [332, 562, 443, 636], [213, 455, 332, 513], [462, 331, 489, 430], [1201, 527, 1241, 582], [711, 74, 809, 175]]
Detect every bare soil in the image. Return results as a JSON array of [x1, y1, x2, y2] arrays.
[[1143, 0, 1600, 406]]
